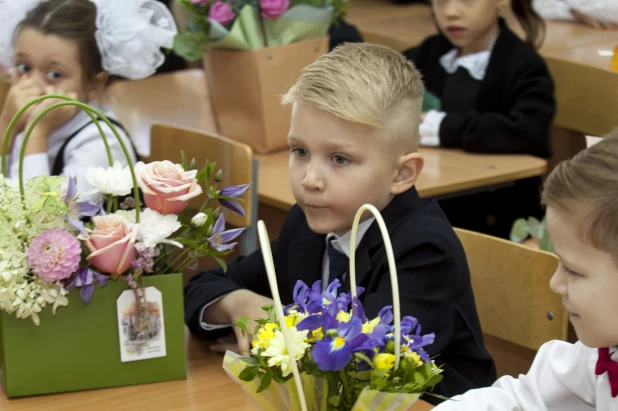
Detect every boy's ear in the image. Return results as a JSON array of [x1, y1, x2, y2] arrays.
[[390, 152, 424, 195], [87, 71, 109, 100]]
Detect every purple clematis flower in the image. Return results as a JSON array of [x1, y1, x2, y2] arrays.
[[64, 176, 103, 235], [64, 268, 109, 304], [219, 184, 250, 217], [207, 214, 245, 252]]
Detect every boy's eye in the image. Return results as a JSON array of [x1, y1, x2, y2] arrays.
[[562, 264, 582, 277], [332, 155, 350, 165], [292, 148, 309, 157], [46, 70, 62, 81], [15, 63, 30, 74]]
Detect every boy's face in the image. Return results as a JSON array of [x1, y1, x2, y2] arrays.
[[432, 0, 506, 56], [548, 206, 618, 348], [288, 103, 403, 236]]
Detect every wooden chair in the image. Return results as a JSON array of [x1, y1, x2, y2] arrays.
[[454, 227, 568, 377], [149, 124, 258, 256]]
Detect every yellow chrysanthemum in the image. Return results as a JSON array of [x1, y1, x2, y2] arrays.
[[374, 353, 396, 370], [285, 311, 305, 328], [404, 350, 423, 368], [251, 322, 278, 352]]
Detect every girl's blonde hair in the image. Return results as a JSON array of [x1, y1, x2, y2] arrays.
[[542, 130, 618, 259]]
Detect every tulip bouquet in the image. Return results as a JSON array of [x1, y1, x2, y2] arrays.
[[223, 205, 445, 411], [173, 0, 348, 59], [0, 95, 249, 326]]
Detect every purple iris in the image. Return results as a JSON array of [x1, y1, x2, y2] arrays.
[[64, 268, 109, 304], [219, 184, 250, 217], [400, 317, 435, 361], [207, 214, 245, 251], [311, 315, 372, 371]]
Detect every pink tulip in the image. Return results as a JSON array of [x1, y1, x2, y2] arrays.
[[135, 161, 203, 215], [260, 0, 290, 19], [85, 215, 138, 275], [209, 1, 237, 26]]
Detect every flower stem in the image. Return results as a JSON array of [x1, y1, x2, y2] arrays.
[[339, 369, 351, 408]]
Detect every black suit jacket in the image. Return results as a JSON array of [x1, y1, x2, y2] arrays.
[[185, 187, 496, 403], [404, 20, 556, 158]]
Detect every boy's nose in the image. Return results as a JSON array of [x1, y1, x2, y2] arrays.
[[301, 165, 324, 192], [549, 268, 567, 297]]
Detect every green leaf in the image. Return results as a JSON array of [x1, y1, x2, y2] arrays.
[[173, 32, 205, 62], [238, 365, 259, 382], [207, 162, 217, 179], [527, 216, 543, 238], [196, 167, 208, 182], [234, 317, 251, 335], [509, 218, 529, 242], [256, 371, 273, 393], [175, 237, 200, 249], [212, 255, 228, 272], [181, 150, 187, 170], [328, 396, 341, 407], [353, 352, 374, 368], [240, 356, 259, 366]]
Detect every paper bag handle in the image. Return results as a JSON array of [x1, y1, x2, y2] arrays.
[[257, 220, 308, 411], [349, 204, 401, 371]]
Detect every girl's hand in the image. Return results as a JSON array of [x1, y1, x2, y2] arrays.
[[0, 77, 43, 148], [25, 87, 78, 135]]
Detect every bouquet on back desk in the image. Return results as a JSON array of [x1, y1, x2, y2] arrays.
[[173, 0, 348, 59], [0, 94, 250, 327], [223, 204, 444, 411]]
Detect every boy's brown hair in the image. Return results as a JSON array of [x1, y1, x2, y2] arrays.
[[542, 130, 618, 260], [282, 43, 425, 151]]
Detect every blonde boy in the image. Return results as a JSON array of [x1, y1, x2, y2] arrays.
[[185, 43, 496, 403]]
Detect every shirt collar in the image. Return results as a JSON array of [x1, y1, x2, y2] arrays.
[[439, 35, 497, 81], [326, 217, 376, 258]]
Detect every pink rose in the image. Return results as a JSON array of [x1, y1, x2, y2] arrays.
[[209, 1, 237, 26], [85, 215, 137, 275], [260, 0, 289, 19], [135, 161, 203, 215]]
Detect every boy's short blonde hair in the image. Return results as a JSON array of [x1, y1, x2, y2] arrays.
[[542, 130, 618, 262], [282, 43, 424, 151]]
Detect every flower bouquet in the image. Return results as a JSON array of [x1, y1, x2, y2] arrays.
[[174, 0, 348, 57], [0, 94, 249, 397], [173, 0, 342, 154], [223, 204, 444, 410]]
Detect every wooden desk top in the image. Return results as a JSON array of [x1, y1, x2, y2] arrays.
[[0, 333, 434, 410], [108, 69, 547, 212], [256, 148, 547, 211], [544, 41, 617, 73]]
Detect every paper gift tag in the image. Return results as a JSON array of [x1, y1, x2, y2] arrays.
[[116, 286, 166, 362]]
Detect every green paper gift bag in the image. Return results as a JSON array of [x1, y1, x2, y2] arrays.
[[0, 273, 186, 398]]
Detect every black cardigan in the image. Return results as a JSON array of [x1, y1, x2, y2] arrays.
[[404, 21, 556, 158]]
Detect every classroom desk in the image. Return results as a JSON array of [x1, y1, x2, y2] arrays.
[[108, 69, 547, 212], [0, 332, 434, 410], [256, 148, 547, 211]]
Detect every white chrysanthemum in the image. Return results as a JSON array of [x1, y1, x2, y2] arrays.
[[85, 160, 134, 196], [133, 208, 182, 248], [261, 327, 310, 377]]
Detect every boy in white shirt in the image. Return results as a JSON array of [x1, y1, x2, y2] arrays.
[[433, 130, 618, 411]]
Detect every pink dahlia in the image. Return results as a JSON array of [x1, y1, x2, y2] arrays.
[[27, 229, 82, 282]]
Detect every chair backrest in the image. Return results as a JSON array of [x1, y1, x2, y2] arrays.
[[454, 228, 568, 352], [149, 124, 254, 231]]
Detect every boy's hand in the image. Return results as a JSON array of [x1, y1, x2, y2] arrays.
[[420, 112, 426, 122], [206, 289, 274, 356]]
